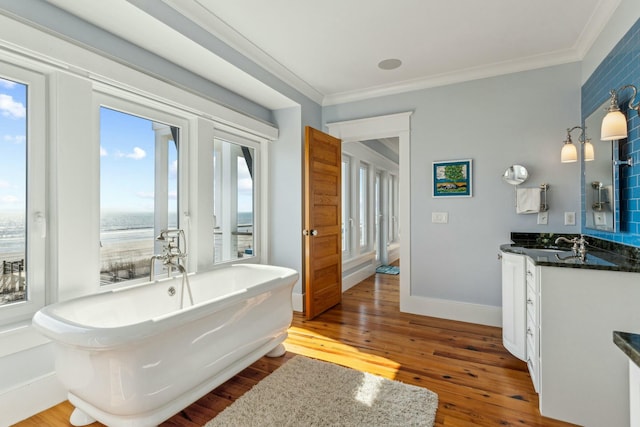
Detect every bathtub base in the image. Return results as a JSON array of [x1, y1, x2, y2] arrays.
[[67, 335, 287, 427], [69, 407, 96, 426], [266, 343, 286, 357]]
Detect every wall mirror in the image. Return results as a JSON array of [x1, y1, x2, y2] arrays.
[[502, 164, 528, 185], [584, 100, 617, 232]]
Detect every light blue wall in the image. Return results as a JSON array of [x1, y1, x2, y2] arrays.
[[324, 64, 582, 307], [582, 18, 640, 247]]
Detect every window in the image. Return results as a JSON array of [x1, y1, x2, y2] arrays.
[[358, 163, 368, 248], [0, 78, 27, 306], [0, 64, 45, 324], [374, 171, 381, 259], [389, 174, 398, 243], [213, 137, 257, 264], [99, 106, 179, 284], [341, 156, 350, 254]]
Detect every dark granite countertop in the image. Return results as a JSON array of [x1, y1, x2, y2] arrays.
[[613, 331, 640, 368], [500, 232, 640, 273]]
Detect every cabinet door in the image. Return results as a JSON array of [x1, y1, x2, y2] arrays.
[[501, 252, 526, 360]]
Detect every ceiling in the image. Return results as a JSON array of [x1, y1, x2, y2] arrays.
[[44, 0, 620, 108]]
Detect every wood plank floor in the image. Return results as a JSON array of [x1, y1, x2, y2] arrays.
[[15, 264, 577, 426]]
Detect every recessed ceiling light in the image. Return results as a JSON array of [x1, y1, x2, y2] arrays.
[[378, 58, 402, 70]]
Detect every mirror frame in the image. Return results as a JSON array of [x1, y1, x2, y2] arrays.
[[583, 100, 618, 232]]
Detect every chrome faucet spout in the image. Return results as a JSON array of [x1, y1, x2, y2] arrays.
[[149, 228, 189, 284], [554, 235, 589, 262]]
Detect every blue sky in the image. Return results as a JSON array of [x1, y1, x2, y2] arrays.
[[100, 107, 178, 212], [0, 78, 26, 213]]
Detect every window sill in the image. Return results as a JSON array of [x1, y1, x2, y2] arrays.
[[0, 321, 50, 359]]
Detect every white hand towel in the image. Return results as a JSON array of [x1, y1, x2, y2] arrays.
[[516, 188, 541, 214]]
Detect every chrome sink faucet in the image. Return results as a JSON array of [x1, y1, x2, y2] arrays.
[[554, 235, 589, 262], [150, 229, 187, 281]]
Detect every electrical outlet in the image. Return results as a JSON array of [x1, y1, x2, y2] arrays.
[[537, 211, 548, 225], [564, 211, 576, 226], [431, 212, 448, 224], [594, 212, 606, 226]]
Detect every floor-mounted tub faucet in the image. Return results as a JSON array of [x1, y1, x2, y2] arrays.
[[150, 229, 187, 281], [150, 229, 193, 307]]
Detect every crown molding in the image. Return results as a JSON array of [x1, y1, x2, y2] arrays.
[[159, 0, 324, 105], [573, 0, 622, 59], [323, 49, 582, 106]]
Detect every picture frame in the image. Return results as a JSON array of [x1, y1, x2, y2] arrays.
[[432, 159, 473, 197]]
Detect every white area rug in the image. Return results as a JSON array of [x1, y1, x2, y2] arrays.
[[205, 356, 438, 427]]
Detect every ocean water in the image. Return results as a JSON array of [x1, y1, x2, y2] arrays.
[[0, 211, 254, 254]]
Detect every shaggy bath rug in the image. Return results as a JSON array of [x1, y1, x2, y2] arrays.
[[205, 356, 438, 427]]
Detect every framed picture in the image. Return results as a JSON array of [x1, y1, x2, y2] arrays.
[[433, 159, 473, 197]]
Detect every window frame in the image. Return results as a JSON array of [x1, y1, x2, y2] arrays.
[[93, 92, 191, 290], [341, 155, 351, 257], [0, 62, 46, 326], [358, 162, 369, 250], [212, 128, 263, 267]]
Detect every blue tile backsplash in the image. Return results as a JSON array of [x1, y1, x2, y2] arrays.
[[582, 18, 640, 248]]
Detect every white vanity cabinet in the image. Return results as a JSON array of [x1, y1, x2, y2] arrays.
[[500, 251, 526, 361], [538, 266, 640, 427]]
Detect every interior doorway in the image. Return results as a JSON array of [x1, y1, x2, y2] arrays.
[[326, 112, 411, 310]]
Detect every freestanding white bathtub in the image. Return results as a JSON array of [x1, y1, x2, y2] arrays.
[[32, 264, 299, 427]]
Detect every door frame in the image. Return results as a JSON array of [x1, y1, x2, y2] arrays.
[[326, 112, 412, 311]]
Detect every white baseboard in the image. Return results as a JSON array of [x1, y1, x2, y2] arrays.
[[343, 265, 376, 292], [400, 293, 501, 327], [292, 292, 303, 312], [0, 372, 66, 426]]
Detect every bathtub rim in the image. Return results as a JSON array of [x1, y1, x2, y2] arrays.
[[32, 264, 298, 350]]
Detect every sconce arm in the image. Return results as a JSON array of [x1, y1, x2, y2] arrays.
[[565, 125, 585, 143], [610, 85, 640, 115]]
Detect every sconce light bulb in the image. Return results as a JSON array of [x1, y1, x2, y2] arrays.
[[601, 109, 628, 141], [583, 140, 595, 162], [561, 141, 578, 163]]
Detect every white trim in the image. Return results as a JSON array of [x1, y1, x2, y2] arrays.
[[159, 0, 324, 105], [343, 265, 376, 292], [291, 292, 303, 312], [0, 13, 278, 141], [0, 372, 66, 426], [326, 112, 412, 315], [573, 0, 622, 60], [342, 251, 376, 272], [400, 294, 502, 327]]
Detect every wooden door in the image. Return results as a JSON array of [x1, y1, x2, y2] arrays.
[[303, 126, 342, 319]]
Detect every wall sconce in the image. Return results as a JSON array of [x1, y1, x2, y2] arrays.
[[601, 85, 640, 141], [561, 126, 593, 163]]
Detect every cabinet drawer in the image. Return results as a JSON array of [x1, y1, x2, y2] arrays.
[[526, 326, 539, 393], [526, 286, 537, 323], [525, 259, 539, 290]]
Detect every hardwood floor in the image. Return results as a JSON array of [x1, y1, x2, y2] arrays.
[[15, 266, 577, 427]]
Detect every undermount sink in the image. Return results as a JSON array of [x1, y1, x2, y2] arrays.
[[532, 248, 567, 253]]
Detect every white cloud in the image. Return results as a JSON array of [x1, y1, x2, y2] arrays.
[[3, 134, 25, 144], [0, 180, 9, 188], [0, 94, 25, 119], [127, 147, 146, 159], [100, 146, 108, 156], [116, 147, 146, 160], [0, 79, 16, 89]]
